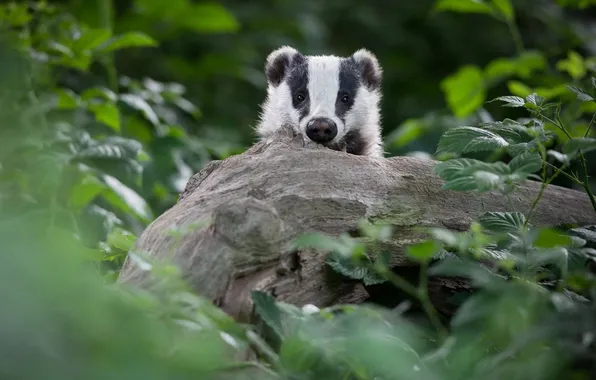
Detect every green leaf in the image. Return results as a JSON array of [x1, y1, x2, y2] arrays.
[[96, 32, 158, 54], [181, 3, 240, 33], [325, 252, 386, 285], [406, 240, 441, 262], [434, 0, 494, 14], [547, 150, 570, 165], [55, 88, 80, 109], [479, 212, 526, 234], [434, 158, 487, 180], [562, 137, 596, 157], [524, 92, 544, 109], [101, 174, 153, 222], [556, 51, 586, 80], [434, 159, 514, 193], [88, 102, 120, 131], [436, 126, 509, 155], [533, 228, 572, 249], [119, 94, 160, 126], [106, 228, 137, 251], [474, 170, 502, 191], [566, 85, 594, 101], [72, 28, 112, 53], [489, 95, 525, 107], [70, 175, 107, 210], [82, 87, 117, 102], [440, 65, 486, 117], [508, 151, 542, 175], [484, 51, 546, 81], [136, 1, 239, 33], [251, 291, 284, 338], [491, 0, 514, 20]]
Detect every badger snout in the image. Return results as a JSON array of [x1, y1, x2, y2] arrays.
[[306, 118, 337, 144]]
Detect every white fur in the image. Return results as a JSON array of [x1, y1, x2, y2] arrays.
[[256, 47, 384, 158]]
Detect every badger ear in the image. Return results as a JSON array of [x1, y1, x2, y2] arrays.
[[265, 46, 301, 87], [352, 48, 382, 91]]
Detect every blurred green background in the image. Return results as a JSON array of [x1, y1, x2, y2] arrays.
[[1, 0, 595, 270]]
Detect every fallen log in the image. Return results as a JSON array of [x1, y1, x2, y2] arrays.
[[118, 126, 596, 320]]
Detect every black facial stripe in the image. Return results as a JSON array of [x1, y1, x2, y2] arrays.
[[326, 129, 367, 155], [286, 55, 310, 120], [336, 59, 360, 122], [343, 129, 367, 155]]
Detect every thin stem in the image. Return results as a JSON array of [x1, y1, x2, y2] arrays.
[[417, 262, 448, 340], [545, 162, 583, 185], [376, 262, 448, 340], [525, 143, 549, 227], [98, 0, 118, 91], [584, 112, 595, 138], [246, 330, 280, 367], [543, 114, 596, 213], [526, 160, 568, 225], [579, 153, 596, 213]]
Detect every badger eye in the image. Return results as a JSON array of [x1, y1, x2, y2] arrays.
[[340, 94, 350, 103], [295, 92, 306, 102]]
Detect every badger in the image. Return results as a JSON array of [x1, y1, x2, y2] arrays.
[[255, 46, 384, 158]]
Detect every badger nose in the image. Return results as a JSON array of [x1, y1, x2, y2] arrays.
[[306, 118, 337, 143]]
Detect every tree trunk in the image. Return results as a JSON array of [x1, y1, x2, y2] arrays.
[[118, 127, 596, 320]]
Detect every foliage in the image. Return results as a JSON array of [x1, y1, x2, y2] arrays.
[[1, 0, 596, 379]]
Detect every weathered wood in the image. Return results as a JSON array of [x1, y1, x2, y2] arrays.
[[118, 126, 596, 320]]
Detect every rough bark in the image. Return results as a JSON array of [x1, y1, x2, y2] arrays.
[[117, 127, 596, 320]]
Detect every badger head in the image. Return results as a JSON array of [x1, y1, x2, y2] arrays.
[[256, 46, 383, 157]]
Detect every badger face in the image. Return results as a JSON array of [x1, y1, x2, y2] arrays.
[[257, 46, 383, 155]]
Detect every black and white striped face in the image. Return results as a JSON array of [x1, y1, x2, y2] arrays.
[[257, 46, 382, 153]]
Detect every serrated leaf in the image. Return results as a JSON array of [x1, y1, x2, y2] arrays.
[[441, 175, 482, 191], [524, 93, 544, 106], [406, 240, 441, 262], [562, 137, 596, 157], [97, 32, 158, 54], [474, 170, 502, 191], [479, 212, 526, 234], [434, 0, 494, 14], [436, 126, 509, 155], [440, 65, 486, 117], [489, 95, 525, 107], [102, 174, 153, 221], [508, 151, 542, 175], [251, 291, 284, 338], [326, 252, 369, 280], [88, 102, 120, 131], [119, 94, 160, 126], [75, 136, 142, 160], [434, 158, 487, 181], [566, 85, 594, 101]]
